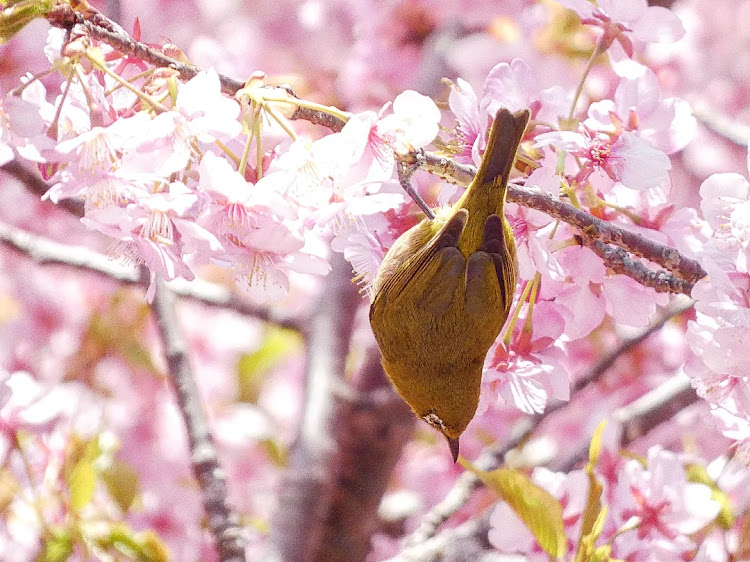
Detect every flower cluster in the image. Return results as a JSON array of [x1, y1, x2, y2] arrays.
[[2, 0, 750, 560]]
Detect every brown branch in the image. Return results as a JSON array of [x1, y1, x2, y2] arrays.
[[0, 221, 304, 331], [151, 277, 245, 562], [290, 106, 347, 133], [267, 253, 414, 561], [581, 238, 694, 295], [43, 4, 706, 296], [47, 3, 244, 95]]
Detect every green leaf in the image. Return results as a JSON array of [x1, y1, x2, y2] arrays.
[[101, 460, 140, 513], [460, 459, 567, 557], [0, 0, 55, 45], [576, 419, 607, 553], [237, 328, 301, 404], [68, 459, 96, 512], [101, 524, 170, 562], [36, 527, 73, 562], [587, 419, 607, 468], [685, 463, 733, 528]]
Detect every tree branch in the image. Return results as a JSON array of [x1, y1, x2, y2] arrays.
[[0, 220, 304, 331], [151, 277, 245, 562], [42, 5, 706, 296], [266, 252, 359, 561], [692, 102, 750, 147], [266, 253, 414, 561]]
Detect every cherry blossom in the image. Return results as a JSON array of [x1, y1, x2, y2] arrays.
[[554, 0, 686, 55], [610, 448, 719, 558], [536, 126, 671, 191]]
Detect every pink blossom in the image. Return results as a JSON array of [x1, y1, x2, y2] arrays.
[[197, 151, 330, 302], [585, 67, 697, 154], [700, 172, 750, 273], [83, 181, 222, 300], [555, 0, 685, 56], [535, 126, 671, 191], [610, 448, 719, 558], [480, 300, 570, 416], [447, 59, 567, 166], [375, 90, 440, 154]]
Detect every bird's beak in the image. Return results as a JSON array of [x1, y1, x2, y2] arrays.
[[447, 436, 460, 463]]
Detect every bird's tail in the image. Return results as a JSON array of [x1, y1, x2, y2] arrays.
[[472, 107, 531, 198]]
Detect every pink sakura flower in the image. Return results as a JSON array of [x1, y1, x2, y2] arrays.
[[197, 152, 330, 303], [535, 125, 671, 191], [198, 151, 296, 237], [0, 89, 55, 165], [555, 0, 686, 56], [699, 170, 750, 273], [375, 89, 441, 155], [685, 160, 750, 441], [610, 448, 719, 559], [584, 66, 696, 155], [553, 245, 668, 339], [83, 180, 222, 300], [480, 300, 570, 416], [686, 264, 750, 441], [330, 212, 398, 300], [447, 59, 567, 166]]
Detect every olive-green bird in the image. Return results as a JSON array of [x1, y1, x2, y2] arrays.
[[369, 107, 530, 462]]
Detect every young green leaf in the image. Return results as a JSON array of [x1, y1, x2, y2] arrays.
[[460, 458, 567, 557]]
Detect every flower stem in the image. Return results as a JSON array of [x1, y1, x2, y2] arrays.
[[567, 42, 605, 122]]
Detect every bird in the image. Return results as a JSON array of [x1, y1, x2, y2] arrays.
[[369, 107, 530, 462]]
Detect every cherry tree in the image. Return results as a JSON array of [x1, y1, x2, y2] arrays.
[[1, 0, 749, 560]]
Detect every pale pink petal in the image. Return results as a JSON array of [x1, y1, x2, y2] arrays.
[[534, 130, 587, 152], [553, 0, 597, 18], [483, 59, 539, 116], [613, 131, 671, 190], [448, 78, 481, 134], [699, 173, 749, 231], [603, 274, 665, 327], [0, 144, 12, 166], [599, 0, 647, 22], [631, 7, 686, 43]]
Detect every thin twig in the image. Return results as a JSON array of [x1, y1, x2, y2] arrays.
[[693, 102, 750, 147], [0, 221, 304, 331], [151, 277, 245, 562], [397, 155, 435, 220]]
